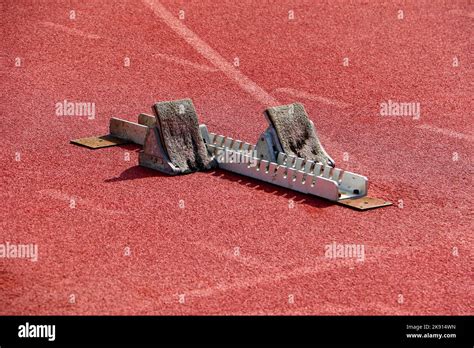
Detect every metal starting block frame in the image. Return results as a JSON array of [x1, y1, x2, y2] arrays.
[[71, 107, 392, 210], [200, 126, 367, 202]]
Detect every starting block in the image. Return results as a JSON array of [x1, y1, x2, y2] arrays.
[[71, 99, 391, 210]]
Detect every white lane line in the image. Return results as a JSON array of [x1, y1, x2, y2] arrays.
[[416, 124, 473, 142], [240, 300, 416, 315], [159, 244, 427, 303], [190, 240, 273, 269], [447, 9, 474, 19], [142, 0, 279, 106], [40, 21, 102, 39], [142, 1, 354, 159], [38, 21, 217, 73], [153, 52, 218, 73], [274, 87, 351, 108], [38, 189, 126, 215]]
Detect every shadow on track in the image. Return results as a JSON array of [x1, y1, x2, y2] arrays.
[[104, 165, 168, 183], [105, 163, 334, 210], [209, 168, 334, 209]]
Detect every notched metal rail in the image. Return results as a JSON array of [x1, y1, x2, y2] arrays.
[[202, 128, 367, 202]]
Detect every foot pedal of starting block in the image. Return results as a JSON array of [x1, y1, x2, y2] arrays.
[[256, 103, 335, 167], [139, 99, 215, 175]]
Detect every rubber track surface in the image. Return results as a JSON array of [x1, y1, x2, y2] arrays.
[[1, 0, 472, 315]]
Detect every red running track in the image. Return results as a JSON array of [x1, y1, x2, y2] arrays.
[[1, 0, 472, 315]]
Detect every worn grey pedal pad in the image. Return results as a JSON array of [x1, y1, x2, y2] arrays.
[[154, 99, 214, 174], [264, 103, 334, 167]]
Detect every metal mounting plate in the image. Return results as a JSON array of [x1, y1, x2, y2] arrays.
[[338, 196, 392, 210], [70, 135, 130, 149]]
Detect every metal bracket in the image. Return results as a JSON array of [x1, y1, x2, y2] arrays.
[[338, 196, 393, 211], [139, 125, 181, 175], [255, 126, 279, 162], [70, 134, 130, 149], [134, 112, 185, 174]]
